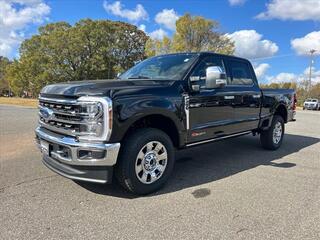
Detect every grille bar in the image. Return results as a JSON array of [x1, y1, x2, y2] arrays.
[[38, 96, 112, 142], [39, 97, 93, 137], [38, 107, 97, 125]]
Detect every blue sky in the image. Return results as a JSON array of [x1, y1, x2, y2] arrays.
[[0, 0, 319, 84]]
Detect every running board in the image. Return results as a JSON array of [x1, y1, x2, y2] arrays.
[[186, 131, 252, 147]]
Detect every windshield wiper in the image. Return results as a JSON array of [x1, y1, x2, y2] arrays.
[[128, 75, 150, 79]]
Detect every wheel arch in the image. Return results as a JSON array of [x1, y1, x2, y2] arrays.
[[119, 113, 183, 148], [274, 103, 288, 123], [259, 103, 288, 131]]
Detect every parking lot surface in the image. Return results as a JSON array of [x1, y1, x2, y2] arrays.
[[0, 105, 319, 240]]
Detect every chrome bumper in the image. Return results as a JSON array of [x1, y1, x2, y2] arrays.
[[35, 127, 120, 166]]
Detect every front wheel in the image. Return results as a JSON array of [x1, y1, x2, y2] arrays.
[[115, 128, 175, 195], [260, 115, 285, 150]]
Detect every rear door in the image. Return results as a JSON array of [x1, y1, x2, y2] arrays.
[[224, 59, 261, 132], [187, 56, 236, 143]]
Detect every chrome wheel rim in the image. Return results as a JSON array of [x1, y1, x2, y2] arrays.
[[135, 141, 168, 184], [273, 122, 282, 144]]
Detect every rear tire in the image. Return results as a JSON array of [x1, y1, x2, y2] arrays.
[[260, 115, 284, 150], [115, 128, 175, 195]]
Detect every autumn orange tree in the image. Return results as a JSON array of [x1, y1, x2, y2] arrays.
[[146, 13, 234, 56]]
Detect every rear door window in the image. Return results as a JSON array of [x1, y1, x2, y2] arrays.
[[227, 60, 254, 85]]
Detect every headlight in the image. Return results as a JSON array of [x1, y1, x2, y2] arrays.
[[79, 102, 103, 119], [77, 96, 112, 142]]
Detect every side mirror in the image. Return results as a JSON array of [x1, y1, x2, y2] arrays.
[[206, 66, 227, 89], [189, 76, 201, 91]]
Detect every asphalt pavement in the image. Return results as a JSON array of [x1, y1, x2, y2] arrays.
[[0, 104, 319, 240]]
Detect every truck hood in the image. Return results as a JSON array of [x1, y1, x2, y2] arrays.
[[40, 79, 175, 98]]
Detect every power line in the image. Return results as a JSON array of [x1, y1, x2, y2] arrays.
[[249, 53, 295, 61]]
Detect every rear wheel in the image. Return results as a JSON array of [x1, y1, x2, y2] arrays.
[[115, 128, 175, 195], [260, 115, 284, 150]]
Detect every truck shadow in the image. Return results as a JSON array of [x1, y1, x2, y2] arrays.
[[77, 133, 319, 198]]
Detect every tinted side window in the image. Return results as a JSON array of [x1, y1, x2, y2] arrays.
[[190, 56, 225, 88], [228, 60, 253, 85]]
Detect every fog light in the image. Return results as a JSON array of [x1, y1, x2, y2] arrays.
[[78, 150, 105, 160]]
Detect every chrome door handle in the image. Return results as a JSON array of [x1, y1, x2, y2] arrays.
[[190, 103, 202, 108], [224, 96, 235, 100]]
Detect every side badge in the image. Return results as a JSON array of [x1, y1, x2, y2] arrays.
[[191, 131, 206, 137]]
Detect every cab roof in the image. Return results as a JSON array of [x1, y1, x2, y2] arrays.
[[156, 51, 250, 62]]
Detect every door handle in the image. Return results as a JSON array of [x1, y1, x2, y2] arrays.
[[190, 103, 202, 108], [224, 96, 235, 100]]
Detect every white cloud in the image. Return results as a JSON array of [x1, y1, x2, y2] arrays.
[[0, 0, 50, 57], [266, 67, 320, 84], [139, 25, 167, 40], [0, 42, 13, 57], [155, 9, 179, 31], [254, 63, 270, 79], [303, 67, 320, 83], [291, 31, 320, 56], [138, 24, 146, 32], [149, 28, 167, 40], [256, 0, 320, 21], [228, 0, 247, 6], [266, 72, 297, 83], [227, 30, 279, 59], [103, 1, 148, 22]]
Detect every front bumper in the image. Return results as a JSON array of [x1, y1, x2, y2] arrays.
[[35, 127, 120, 183], [42, 155, 114, 183]]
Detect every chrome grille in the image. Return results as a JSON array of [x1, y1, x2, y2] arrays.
[[38, 96, 112, 142], [39, 98, 84, 136]]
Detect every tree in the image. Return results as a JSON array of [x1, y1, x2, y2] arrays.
[[0, 56, 11, 95], [6, 19, 148, 96], [146, 14, 234, 56], [173, 14, 234, 53], [259, 81, 320, 106], [145, 36, 172, 57], [308, 83, 320, 99]]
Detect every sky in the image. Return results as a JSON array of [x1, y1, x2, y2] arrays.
[[0, 0, 320, 84]]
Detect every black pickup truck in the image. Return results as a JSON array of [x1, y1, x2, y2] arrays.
[[35, 52, 296, 194]]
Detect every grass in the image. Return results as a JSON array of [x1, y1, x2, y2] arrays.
[[0, 97, 38, 108]]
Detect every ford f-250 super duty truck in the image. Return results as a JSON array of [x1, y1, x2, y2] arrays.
[[35, 52, 296, 195]]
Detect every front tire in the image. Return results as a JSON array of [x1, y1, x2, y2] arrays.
[[260, 115, 285, 150], [115, 128, 175, 195]]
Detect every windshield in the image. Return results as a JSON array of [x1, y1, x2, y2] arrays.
[[312, 99, 317, 102], [120, 53, 198, 80]]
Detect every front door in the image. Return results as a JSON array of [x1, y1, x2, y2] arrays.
[[187, 56, 236, 143]]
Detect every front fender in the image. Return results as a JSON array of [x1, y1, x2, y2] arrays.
[[110, 96, 185, 143]]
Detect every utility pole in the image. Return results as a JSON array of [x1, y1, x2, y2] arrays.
[[308, 49, 316, 92]]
